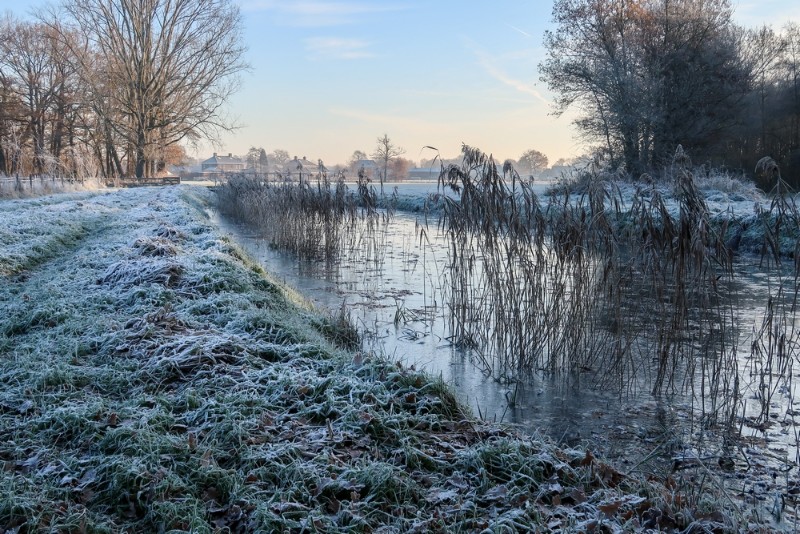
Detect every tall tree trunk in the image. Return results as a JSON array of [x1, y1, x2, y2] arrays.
[[135, 128, 146, 179]]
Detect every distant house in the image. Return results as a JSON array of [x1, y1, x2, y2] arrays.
[[408, 167, 440, 180], [283, 156, 325, 182], [201, 153, 245, 174]]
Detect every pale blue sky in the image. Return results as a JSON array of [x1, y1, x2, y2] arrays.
[[5, 1, 800, 165]]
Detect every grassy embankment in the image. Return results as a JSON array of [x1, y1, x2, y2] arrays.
[[0, 185, 765, 532]]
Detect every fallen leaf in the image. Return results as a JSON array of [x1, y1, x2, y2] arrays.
[[271, 501, 308, 513], [598, 500, 622, 517], [358, 411, 374, 424], [428, 489, 458, 503], [326, 497, 341, 514], [483, 484, 508, 502], [570, 487, 587, 504], [202, 486, 220, 502], [447, 474, 469, 490], [78, 468, 97, 489]]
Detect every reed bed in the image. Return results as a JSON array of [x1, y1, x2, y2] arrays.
[[216, 172, 392, 265], [433, 146, 800, 444]]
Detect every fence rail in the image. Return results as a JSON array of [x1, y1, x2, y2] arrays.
[[108, 176, 181, 187], [0, 174, 183, 193], [0, 175, 89, 192], [0, 175, 88, 185]]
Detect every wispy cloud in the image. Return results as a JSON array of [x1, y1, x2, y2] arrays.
[[506, 24, 532, 38], [306, 37, 374, 60], [467, 43, 548, 105], [240, 1, 407, 26]]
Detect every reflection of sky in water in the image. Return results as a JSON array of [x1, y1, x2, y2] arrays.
[[208, 183, 800, 469]]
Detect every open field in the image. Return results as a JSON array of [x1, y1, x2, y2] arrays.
[[0, 185, 780, 532]]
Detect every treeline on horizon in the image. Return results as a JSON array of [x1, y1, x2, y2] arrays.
[[542, 0, 800, 187]]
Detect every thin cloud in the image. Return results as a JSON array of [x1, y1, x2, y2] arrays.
[[506, 24, 532, 38], [306, 37, 374, 60], [469, 44, 549, 105], [241, 1, 408, 26]]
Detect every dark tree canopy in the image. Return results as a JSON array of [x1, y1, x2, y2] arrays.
[[541, 0, 750, 174]]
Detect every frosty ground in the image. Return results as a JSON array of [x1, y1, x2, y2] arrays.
[[0, 185, 783, 532]]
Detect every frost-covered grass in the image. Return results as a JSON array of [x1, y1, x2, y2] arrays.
[[0, 176, 104, 199], [0, 185, 767, 532]]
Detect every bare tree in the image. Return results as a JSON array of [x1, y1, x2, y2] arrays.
[[0, 18, 59, 174], [389, 156, 412, 181], [245, 146, 269, 173], [518, 149, 549, 177], [246, 147, 261, 170], [0, 15, 20, 175], [783, 23, 800, 151], [729, 22, 800, 184], [270, 148, 290, 167], [743, 26, 786, 154], [371, 134, 404, 193], [349, 149, 367, 165], [47, 0, 247, 178]]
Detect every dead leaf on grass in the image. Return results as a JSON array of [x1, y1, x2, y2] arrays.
[[483, 484, 508, 502]]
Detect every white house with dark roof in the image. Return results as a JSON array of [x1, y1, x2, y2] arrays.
[[201, 153, 245, 174]]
